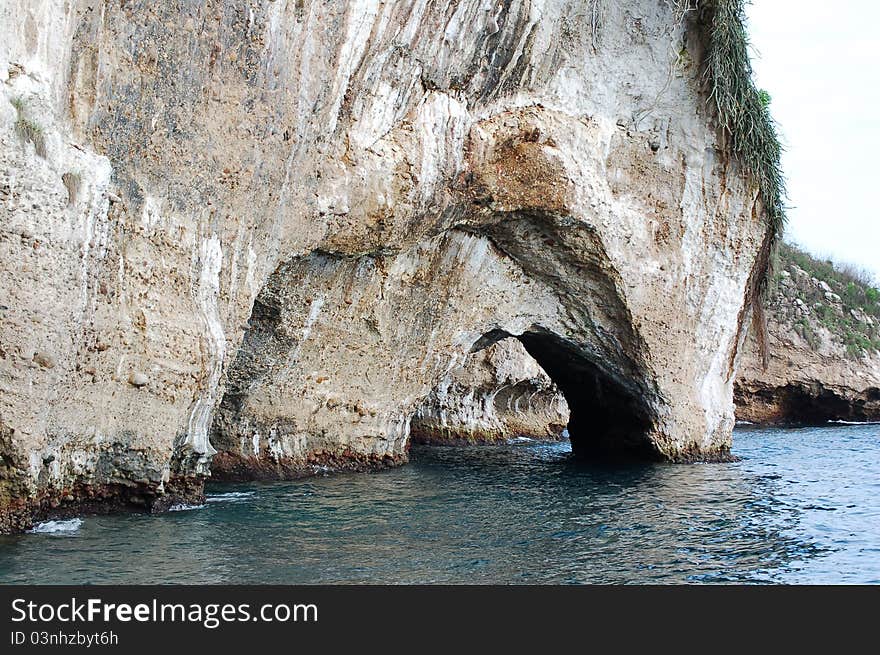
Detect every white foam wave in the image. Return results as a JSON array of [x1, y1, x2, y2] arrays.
[[28, 518, 83, 534], [168, 503, 206, 512], [205, 491, 255, 503]]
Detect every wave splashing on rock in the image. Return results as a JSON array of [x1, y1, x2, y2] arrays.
[[27, 518, 83, 534], [205, 491, 255, 503]]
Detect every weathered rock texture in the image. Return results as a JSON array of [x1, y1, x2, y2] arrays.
[[735, 245, 880, 424], [410, 339, 569, 444], [1, 1, 767, 531], [423, 244, 880, 437]]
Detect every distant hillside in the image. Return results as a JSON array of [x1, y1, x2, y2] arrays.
[[772, 243, 879, 358], [735, 243, 880, 424]]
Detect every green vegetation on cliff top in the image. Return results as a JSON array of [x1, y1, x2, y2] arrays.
[[701, 0, 786, 242], [774, 243, 880, 359]]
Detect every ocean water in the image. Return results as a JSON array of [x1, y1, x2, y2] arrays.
[[1, 424, 878, 584]]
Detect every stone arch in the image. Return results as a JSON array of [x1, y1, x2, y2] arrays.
[[468, 328, 659, 458], [208, 209, 672, 480]]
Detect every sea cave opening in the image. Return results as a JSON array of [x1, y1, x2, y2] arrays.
[[413, 328, 659, 459]]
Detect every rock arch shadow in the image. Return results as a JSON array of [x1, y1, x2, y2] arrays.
[[471, 328, 659, 459]]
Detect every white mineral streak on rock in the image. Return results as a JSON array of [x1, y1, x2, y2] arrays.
[[184, 235, 224, 470], [288, 295, 324, 365], [76, 159, 112, 316], [0, 0, 80, 110]]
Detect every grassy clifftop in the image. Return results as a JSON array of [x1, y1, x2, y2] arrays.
[[701, 0, 785, 240], [770, 243, 880, 358]]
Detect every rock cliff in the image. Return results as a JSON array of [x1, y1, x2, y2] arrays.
[[735, 243, 880, 424], [421, 243, 880, 438], [1, 0, 769, 531]]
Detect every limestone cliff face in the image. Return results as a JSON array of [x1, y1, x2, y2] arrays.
[[410, 339, 569, 444], [736, 334, 880, 425], [1, 1, 766, 531], [421, 245, 880, 437], [735, 245, 880, 424]]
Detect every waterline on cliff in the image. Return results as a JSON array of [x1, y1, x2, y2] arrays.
[[2, 425, 878, 583]]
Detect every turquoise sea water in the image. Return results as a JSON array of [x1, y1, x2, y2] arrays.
[[1, 424, 878, 584]]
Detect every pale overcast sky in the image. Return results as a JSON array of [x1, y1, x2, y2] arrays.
[[745, 1, 879, 281]]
